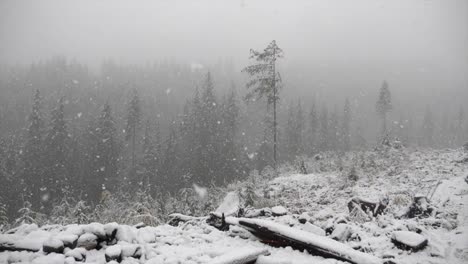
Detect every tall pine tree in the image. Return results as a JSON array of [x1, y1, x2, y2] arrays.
[[376, 81, 392, 139], [125, 89, 141, 181], [44, 97, 69, 207], [22, 90, 45, 210]]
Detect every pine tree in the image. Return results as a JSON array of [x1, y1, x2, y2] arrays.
[[354, 120, 367, 149], [160, 125, 181, 192], [421, 106, 434, 147], [319, 106, 329, 151], [242, 40, 283, 170], [341, 98, 351, 151], [285, 102, 296, 161], [219, 89, 244, 184], [125, 89, 141, 179], [22, 90, 45, 210], [456, 106, 465, 145], [329, 108, 339, 151], [295, 100, 305, 156], [44, 97, 69, 207], [91, 102, 119, 201], [198, 72, 220, 185], [376, 81, 392, 138], [307, 102, 319, 155], [141, 120, 160, 191]]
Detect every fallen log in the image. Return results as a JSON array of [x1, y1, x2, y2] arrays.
[[235, 218, 384, 264], [167, 213, 207, 226], [348, 197, 388, 217], [0, 242, 40, 252], [208, 247, 269, 264]]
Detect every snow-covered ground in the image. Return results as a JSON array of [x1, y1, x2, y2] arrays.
[[1, 148, 467, 264]]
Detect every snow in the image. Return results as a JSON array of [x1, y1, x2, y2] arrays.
[[237, 218, 383, 264], [208, 247, 268, 264], [0, 148, 466, 264], [76, 233, 97, 250], [64, 247, 86, 261], [300, 222, 326, 236], [271, 206, 288, 216], [105, 244, 122, 257], [193, 183, 208, 199], [43, 237, 64, 250], [215, 191, 240, 216], [392, 231, 427, 248]]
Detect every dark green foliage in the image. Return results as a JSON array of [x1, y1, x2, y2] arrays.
[[22, 90, 45, 210], [376, 81, 392, 136], [44, 97, 69, 207]]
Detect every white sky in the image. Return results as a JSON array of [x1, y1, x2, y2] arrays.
[[1, 0, 466, 69]]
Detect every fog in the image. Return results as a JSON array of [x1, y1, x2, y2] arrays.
[[1, 1, 468, 257], [1, 0, 466, 65]]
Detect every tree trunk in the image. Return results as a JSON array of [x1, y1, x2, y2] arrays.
[[272, 50, 277, 171]]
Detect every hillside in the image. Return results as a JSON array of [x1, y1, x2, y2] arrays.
[[1, 147, 467, 264]]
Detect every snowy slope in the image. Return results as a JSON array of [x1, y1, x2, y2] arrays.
[[0, 148, 467, 264]]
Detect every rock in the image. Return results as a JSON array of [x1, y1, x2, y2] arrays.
[[83, 222, 106, 240], [391, 231, 428, 251], [76, 233, 98, 250], [104, 222, 119, 238], [298, 212, 310, 224], [105, 245, 122, 262], [271, 206, 288, 216], [43, 237, 64, 254], [301, 222, 325, 236], [56, 233, 78, 249], [133, 222, 146, 229], [330, 223, 352, 242], [64, 247, 86, 261], [121, 244, 143, 259]]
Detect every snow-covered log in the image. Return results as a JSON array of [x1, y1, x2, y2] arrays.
[[0, 241, 39, 252], [167, 213, 207, 226], [348, 197, 388, 217], [236, 218, 384, 264], [208, 247, 269, 264]]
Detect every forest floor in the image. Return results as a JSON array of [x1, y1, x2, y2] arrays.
[[1, 146, 467, 264]]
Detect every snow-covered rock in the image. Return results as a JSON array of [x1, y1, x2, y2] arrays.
[[330, 223, 352, 242], [55, 232, 78, 248], [391, 231, 428, 251], [64, 247, 86, 261], [105, 244, 122, 262], [76, 233, 98, 250], [121, 243, 143, 259], [42, 237, 64, 254], [83, 222, 106, 240], [272, 206, 288, 216]]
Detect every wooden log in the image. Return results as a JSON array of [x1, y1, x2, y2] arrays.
[[0, 242, 39, 252], [348, 197, 388, 217], [236, 218, 384, 264], [167, 213, 207, 226]]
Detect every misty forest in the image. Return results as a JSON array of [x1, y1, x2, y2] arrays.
[[0, 1, 467, 264]]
